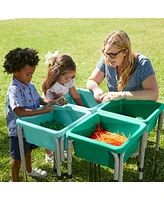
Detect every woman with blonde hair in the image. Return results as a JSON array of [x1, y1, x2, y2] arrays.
[[86, 30, 158, 102]]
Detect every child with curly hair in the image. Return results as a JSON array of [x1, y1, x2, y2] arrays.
[[3, 47, 61, 182]]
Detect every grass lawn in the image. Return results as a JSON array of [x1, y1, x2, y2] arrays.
[[0, 18, 164, 182]]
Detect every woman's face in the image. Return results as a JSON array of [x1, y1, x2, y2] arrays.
[[103, 44, 127, 67]]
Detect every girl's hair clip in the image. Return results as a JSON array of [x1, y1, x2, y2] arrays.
[[45, 50, 59, 65]]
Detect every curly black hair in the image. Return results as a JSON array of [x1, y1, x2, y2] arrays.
[[3, 47, 40, 74]]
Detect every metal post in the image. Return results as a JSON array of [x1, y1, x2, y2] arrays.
[[154, 111, 164, 173], [138, 131, 147, 180], [144, 126, 149, 148], [137, 126, 148, 170], [67, 139, 73, 182], [60, 136, 65, 162], [118, 153, 125, 182], [137, 140, 141, 171], [111, 152, 119, 181], [17, 126, 27, 182], [53, 137, 62, 181]]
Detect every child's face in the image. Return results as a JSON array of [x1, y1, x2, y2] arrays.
[[58, 70, 75, 85], [13, 64, 36, 85]]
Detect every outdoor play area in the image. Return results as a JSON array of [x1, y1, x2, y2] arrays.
[[0, 18, 164, 182]]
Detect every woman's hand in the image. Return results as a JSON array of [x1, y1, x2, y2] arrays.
[[101, 92, 126, 102], [93, 88, 104, 103]]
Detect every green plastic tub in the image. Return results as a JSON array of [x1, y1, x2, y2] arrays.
[[66, 112, 147, 169], [16, 104, 91, 151], [65, 88, 103, 113], [97, 99, 164, 133]]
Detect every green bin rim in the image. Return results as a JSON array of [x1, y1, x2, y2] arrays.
[[66, 112, 147, 153]]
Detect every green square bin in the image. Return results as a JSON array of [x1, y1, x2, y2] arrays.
[[66, 112, 147, 169], [65, 88, 103, 113], [16, 104, 91, 152], [97, 99, 164, 133]]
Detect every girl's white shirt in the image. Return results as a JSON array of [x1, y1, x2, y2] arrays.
[[43, 78, 76, 100]]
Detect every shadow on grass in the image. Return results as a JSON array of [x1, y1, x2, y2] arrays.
[[69, 138, 164, 182], [16, 143, 164, 182], [142, 146, 164, 182], [71, 155, 136, 182], [2, 131, 163, 182]]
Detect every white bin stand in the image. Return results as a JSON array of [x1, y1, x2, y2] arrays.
[[17, 126, 27, 182], [53, 137, 62, 181], [111, 152, 119, 181], [17, 125, 63, 182], [154, 111, 164, 172], [118, 152, 125, 182], [138, 131, 147, 180], [60, 136, 65, 162], [67, 139, 73, 182], [118, 131, 147, 182]]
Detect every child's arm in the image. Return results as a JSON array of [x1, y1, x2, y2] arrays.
[[14, 105, 54, 117], [50, 91, 62, 99], [69, 86, 84, 106], [40, 97, 67, 106]]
